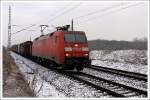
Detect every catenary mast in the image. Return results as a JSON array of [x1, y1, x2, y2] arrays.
[[8, 6, 11, 48]]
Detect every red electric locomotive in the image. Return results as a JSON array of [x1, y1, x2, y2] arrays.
[[32, 25, 91, 71]]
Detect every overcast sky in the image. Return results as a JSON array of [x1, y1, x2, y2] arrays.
[[1, 1, 148, 46]]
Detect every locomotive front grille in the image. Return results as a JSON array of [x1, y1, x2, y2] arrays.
[[72, 47, 82, 51]]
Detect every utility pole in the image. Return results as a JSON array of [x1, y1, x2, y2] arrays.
[[39, 25, 48, 36], [71, 19, 74, 31], [8, 6, 11, 48]]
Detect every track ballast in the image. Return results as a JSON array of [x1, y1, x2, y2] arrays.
[[63, 71, 147, 97]]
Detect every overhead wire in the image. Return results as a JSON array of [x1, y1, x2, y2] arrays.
[[11, 2, 143, 44], [36, 2, 74, 24], [31, 2, 83, 35], [11, 3, 77, 44], [11, 2, 75, 37], [46, 2, 83, 24], [12, 24, 35, 27], [74, 3, 127, 20], [75, 3, 144, 26], [12, 24, 36, 35]]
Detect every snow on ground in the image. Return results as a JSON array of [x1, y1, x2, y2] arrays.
[[90, 50, 148, 74], [11, 52, 109, 98]]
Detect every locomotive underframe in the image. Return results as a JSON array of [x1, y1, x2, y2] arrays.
[[64, 57, 91, 70]]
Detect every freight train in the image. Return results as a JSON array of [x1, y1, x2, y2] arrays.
[[11, 25, 91, 71]]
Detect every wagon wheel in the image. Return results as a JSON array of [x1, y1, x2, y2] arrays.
[[57, 65, 64, 70], [76, 65, 83, 72]]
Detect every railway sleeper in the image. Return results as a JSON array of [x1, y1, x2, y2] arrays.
[[113, 88, 124, 91], [120, 91, 133, 94], [123, 92, 138, 97], [71, 76, 125, 97], [107, 86, 119, 90]]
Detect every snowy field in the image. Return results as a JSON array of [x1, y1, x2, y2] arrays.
[[90, 50, 148, 74], [11, 52, 111, 98]]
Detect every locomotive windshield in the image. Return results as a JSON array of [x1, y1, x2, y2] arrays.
[[64, 31, 87, 43]]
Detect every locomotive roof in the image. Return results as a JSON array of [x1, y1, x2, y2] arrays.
[[63, 31, 85, 34], [33, 30, 85, 41]]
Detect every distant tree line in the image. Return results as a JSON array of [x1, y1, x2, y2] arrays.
[[88, 37, 147, 50]]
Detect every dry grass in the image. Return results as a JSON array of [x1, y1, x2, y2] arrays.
[[3, 47, 35, 97]]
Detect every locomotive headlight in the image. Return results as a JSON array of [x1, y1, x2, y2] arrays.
[[65, 47, 72, 51], [66, 53, 70, 57], [82, 47, 89, 51], [84, 54, 88, 56]]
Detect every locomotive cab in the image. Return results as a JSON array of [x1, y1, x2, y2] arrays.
[[64, 31, 91, 70]]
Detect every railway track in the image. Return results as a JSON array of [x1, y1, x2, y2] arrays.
[[63, 71, 147, 97], [87, 65, 147, 82], [12, 53, 148, 97]]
